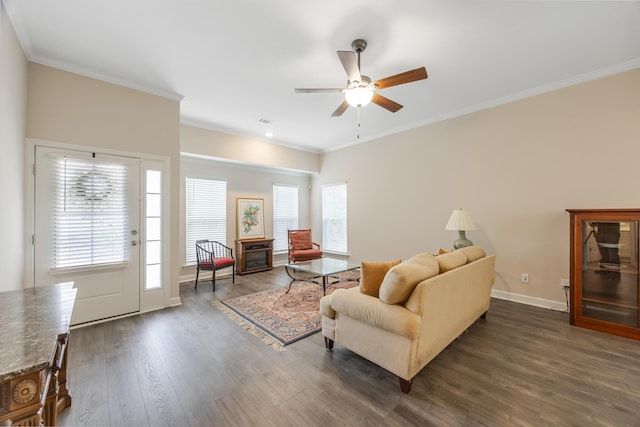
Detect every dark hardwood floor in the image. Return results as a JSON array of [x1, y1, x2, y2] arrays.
[[58, 266, 640, 426]]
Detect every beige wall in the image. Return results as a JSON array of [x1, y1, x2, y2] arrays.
[[179, 156, 312, 280], [0, 4, 27, 291], [27, 64, 182, 300], [181, 124, 320, 174], [314, 69, 640, 307]]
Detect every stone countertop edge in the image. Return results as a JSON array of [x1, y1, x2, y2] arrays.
[[0, 282, 76, 382]]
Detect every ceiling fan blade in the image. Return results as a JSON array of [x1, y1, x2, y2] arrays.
[[372, 93, 403, 113], [337, 50, 361, 83], [295, 88, 345, 93], [374, 67, 428, 90], [331, 100, 350, 117]]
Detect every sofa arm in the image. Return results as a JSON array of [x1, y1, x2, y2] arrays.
[[320, 295, 335, 318], [329, 288, 421, 340]]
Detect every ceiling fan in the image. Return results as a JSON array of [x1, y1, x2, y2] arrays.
[[295, 39, 428, 117]]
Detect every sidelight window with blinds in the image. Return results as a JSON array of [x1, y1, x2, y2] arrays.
[[51, 156, 128, 269], [185, 177, 227, 264], [272, 184, 299, 252], [145, 169, 162, 290], [322, 182, 348, 254]]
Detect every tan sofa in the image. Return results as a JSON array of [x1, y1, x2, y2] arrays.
[[320, 246, 495, 393]]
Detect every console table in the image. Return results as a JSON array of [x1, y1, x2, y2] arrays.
[[236, 239, 274, 274], [0, 282, 76, 426]]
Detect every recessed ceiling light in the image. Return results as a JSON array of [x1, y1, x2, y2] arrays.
[[265, 132, 273, 138]]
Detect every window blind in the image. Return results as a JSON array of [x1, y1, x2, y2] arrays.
[[51, 156, 128, 269], [322, 183, 348, 253], [185, 177, 227, 264], [273, 184, 299, 252]]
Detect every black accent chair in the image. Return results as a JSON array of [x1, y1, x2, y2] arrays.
[[195, 240, 235, 291]]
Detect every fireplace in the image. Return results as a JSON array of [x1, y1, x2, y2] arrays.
[[245, 249, 269, 270], [236, 239, 274, 274]]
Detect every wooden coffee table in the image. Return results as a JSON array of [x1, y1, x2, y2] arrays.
[[285, 258, 360, 295]]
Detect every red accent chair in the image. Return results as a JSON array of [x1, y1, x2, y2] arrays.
[[195, 240, 235, 291], [288, 229, 323, 263]]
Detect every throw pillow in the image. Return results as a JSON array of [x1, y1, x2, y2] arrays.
[[359, 260, 402, 297], [456, 246, 486, 263], [379, 253, 439, 305], [437, 251, 467, 273]]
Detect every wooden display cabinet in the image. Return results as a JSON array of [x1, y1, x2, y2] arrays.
[[236, 239, 274, 275], [567, 209, 640, 340]]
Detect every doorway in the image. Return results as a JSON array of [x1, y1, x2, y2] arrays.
[[34, 146, 141, 324]]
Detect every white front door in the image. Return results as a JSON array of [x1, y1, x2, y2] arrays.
[[34, 146, 140, 325]]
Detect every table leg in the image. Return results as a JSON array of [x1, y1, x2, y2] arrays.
[[284, 266, 296, 294]]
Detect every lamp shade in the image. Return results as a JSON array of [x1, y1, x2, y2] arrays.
[[445, 208, 476, 231]]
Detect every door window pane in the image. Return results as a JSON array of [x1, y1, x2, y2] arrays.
[[50, 156, 128, 269]]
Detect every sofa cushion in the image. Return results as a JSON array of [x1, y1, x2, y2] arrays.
[[330, 288, 421, 339], [436, 248, 453, 255], [379, 253, 439, 305], [359, 260, 402, 297], [456, 246, 486, 263], [215, 257, 235, 268], [437, 251, 467, 273], [289, 249, 322, 262]]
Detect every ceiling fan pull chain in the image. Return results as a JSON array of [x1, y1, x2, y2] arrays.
[[357, 108, 361, 140]]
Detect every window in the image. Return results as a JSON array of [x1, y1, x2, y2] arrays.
[[273, 184, 299, 252], [145, 170, 162, 290], [322, 182, 347, 254], [51, 156, 128, 269], [185, 177, 227, 264]]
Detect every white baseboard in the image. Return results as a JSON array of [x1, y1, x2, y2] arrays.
[[491, 289, 568, 312], [168, 296, 182, 307], [179, 271, 233, 283], [180, 274, 196, 283]]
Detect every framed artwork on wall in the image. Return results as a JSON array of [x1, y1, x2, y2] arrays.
[[237, 197, 265, 240]]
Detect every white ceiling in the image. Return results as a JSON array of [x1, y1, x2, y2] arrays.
[[4, 0, 640, 153]]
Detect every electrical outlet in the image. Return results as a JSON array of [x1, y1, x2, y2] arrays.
[[521, 273, 529, 283], [561, 278, 570, 289]]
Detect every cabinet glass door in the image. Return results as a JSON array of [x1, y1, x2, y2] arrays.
[[581, 220, 639, 327]]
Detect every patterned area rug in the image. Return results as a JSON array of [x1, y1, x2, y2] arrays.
[[212, 271, 359, 351]]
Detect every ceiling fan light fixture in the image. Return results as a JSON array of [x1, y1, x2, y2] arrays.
[[345, 86, 373, 108], [294, 39, 427, 116]]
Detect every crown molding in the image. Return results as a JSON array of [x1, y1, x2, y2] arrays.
[[28, 55, 184, 102], [328, 59, 640, 153]]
